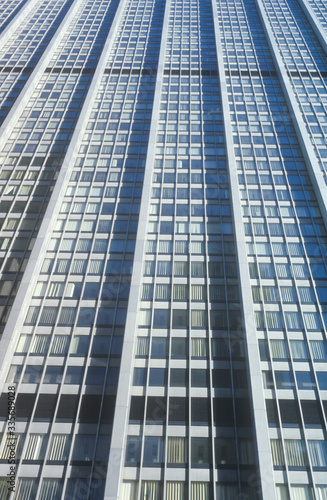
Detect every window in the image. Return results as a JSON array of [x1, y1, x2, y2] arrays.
[[192, 483, 210, 500], [39, 479, 63, 500], [166, 483, 185, 500], [140, 482, 161, 500], [23, 366, 43, 384], [50, 335, 69, 356], [64, 367, 84, 385], [136, 337, 149, 358], [310, 341, 327, 361], [72, 435, 95, 461], [262, 286, 279, 302], [31, 335, 51, 355], [290, 485, 314, 500], [24, 434, 48, 461], [270, 340, 289, 360], [167, 437, 187, 465], [192, 285, 206, 301], [271, 439, 285, 468], [191, 338, 207, 357], [44, 366, 63, 384], [14, 479, 38, 500], [138, 309, 151, 327], [172, 309, 188, 328], [171, 338, 187, 358], [285, 312, 303, 331], [173, 284, 188, 301], [296, 372, 315, 390], [155, 284, 170, 300], [149, 368, 166, 386], [170, 369, 187, 387], [290, 341, 309, 361], [125, 436, 141, 466], [275, 371, 295, 389], [308, 441, 327, 468], [174, 261, 188, 277], [153, 308, 170, 329], [266, 312, 284, 330], [191, 310, 207, 328], [303, 312, 322, 331], [284, 440, 308, 468], [191, 438, 210, 467], [151, 338, 167, 358], [143, 437, 164, 466]]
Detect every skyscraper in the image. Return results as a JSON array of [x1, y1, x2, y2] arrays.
[[0, 0, 327, 498]]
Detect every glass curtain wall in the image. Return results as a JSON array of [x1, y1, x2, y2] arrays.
[[215, 0, 327, 497]]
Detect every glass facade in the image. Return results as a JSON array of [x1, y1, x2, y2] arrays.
[[0, 0, 326, 499]]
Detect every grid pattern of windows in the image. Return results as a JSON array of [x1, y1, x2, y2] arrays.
[[0, 0, 164, 498], [0, 0, 74, 125], [260, 0, 327, 184], [216, 0, 327, 496], [0, 0, 326, 499], [306, 0, 327, 32], [0, 0, 27, 34], [0, 0, 121, 335], [120, 0, 260, 498]]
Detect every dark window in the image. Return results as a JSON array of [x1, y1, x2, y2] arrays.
[[212, 369, 231, 388], [301, 400, 323, 427], [170, 369, 187, 387], [129, 396, 145, 424], [191, 438, 210, 467], [265, 399, 279, 426], [153, 309, 170, 328], [151, 337, 168, 358], [171, 338, 187, 358], [215, 438, 237, 466], [279, 400, 300, 427], [169, 397, 188, 425], [101, 396, 116, 423], [143, 437, 164, 466], [79, 395, 102, 423], [146, 397, 166, 424], [235, 398, 252, 427], [56, 395, 79, 421], [213, 398, 234, 426], [191, 398, 210, 425], [191, 369, 208, 387], [34, 394, 57, 421]]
